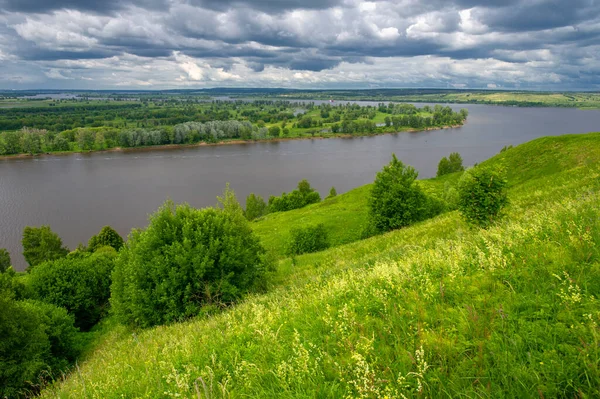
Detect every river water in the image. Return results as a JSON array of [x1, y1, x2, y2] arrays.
[[2, 103, 600, 271]]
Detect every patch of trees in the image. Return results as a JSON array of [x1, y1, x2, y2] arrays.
[[437, 152, 465, 177], [268, 179, 322, 212]]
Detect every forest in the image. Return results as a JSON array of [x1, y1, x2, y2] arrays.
[[0, 98, 467, 156]]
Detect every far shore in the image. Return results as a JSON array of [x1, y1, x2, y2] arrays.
[[0, 124, 462, 161]]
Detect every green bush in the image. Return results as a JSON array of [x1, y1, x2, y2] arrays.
[[436, 152, 465, 177], [111, 197, 267, 328], [0, 294, 79, 398], [245, 193, 268, 221], [88, 226, 124, 252], [268, 179, 321, 212], [457, 165, 508, 228], [368, 154, 442, 233], [326, 186, 337, 199], [22, 226, 69, 269], [28, 251, 116, 330], [287, 224, 330, 256]]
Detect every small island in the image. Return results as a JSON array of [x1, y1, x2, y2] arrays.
[[0, 98, 467, 157]]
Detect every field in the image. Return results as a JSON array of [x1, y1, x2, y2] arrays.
[[39, 132, 600, 398]]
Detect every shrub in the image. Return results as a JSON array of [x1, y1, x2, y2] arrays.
[[0, 295, 79, 398], [268, 179, 321, 212], [28, 251, 116, 330], [0, 248, 10, 273], [368, 154, 441, 233], [245, 193, 268, 221], [111, 196, 267, 327], [326, 186, 337, 199], [287, 224, 330, 256], [22, 226, 69, 269], [437, 152, 465, 177], [88, 226, 124, 252], [457, 165, 508, 228]]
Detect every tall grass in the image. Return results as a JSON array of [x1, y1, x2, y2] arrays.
[[41, 133, 600, 398]]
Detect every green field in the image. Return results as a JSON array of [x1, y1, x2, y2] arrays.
[[40, 133, 600, 398]]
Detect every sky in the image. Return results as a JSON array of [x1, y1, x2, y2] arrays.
[[0, 0, 598, 90]]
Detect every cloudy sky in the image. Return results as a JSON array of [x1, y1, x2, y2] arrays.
[[0, 0, 598, 90]]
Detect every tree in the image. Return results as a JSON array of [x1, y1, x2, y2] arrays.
[[88, 226, 124, 252], [326, 186, 337, 199], [384, 116, 391, 127], [0, 249, 10, 273], [111, 196, 267, 327], [457, 166, 508, 228], [21, 129, 42, 155], [368, 154, 438, 233], [245, 193, 267, 221], [0, 294, 79, 398], [22, 226, 69, 269], [29, 251, 116, 330], [448, 152, 465, 173], [1, 131, 22, 154], [268, 125, 281, 138], [437, 156, 451, 177], [437, 152, 465, 177]]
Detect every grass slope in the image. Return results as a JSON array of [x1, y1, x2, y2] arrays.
[[42, 133, 600, 398]]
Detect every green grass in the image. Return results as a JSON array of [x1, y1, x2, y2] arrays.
[[41, 133, 600, 398]]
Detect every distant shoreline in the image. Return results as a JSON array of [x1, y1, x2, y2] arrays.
[[0, 124, 462, 161]]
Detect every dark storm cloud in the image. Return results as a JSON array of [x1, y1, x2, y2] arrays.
[[472, 0, 600, 32], [0, 0, 600, 88], [0, 0, 167, 14]]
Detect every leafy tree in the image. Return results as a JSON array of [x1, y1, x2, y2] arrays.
[[88, 226, 124, 252], [268, 125, 281, 138], [448, 152, 465, 173], [268, 179, 321, 212], [437, 157, 451, 177], [368, 154, 439, 233], [457, 166, 508, 228], [1, 131, 22, 154], [29, 251, 116, 330], [287, 224, 330, 256], [0, 294, 79, 398], [326, 186, 337, 199], [111, 196, 267, 327], [437, 152, 465, 177], [21, 129, 42, 155], [245, 193, 268, 221], [0, 249, 10, 273], [22, 226, 69, 269]]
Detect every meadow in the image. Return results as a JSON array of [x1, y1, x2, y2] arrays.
[[37, 132, 600, 398]]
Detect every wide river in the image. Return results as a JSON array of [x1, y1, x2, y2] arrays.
[[2, 102, 600, 270]]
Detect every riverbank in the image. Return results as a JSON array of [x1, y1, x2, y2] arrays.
[[0, 124, 461, 161]]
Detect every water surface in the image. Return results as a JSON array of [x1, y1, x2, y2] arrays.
[[2, 103, 600, 270]]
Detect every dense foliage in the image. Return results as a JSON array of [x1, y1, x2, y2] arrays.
[[1, 286, 80, 398], [436, 152, 465, 176], [87, 226, 124, 252], [111, 197, 267, 327], [244, 193, 268, 221], [0, 99, 467, 156], [287, 224, 330, 255], [28, 251, 117, 330], [368, 154, 442, 233], [22, 226, 69, 269], [0, 248, 10, 273], [457, 165, 509, 227], [268, 179, 321, 212]]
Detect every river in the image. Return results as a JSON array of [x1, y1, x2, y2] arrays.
[[2, 102, 600, 271]]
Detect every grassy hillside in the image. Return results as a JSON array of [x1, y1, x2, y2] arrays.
[[41, 133, 600, 398]]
